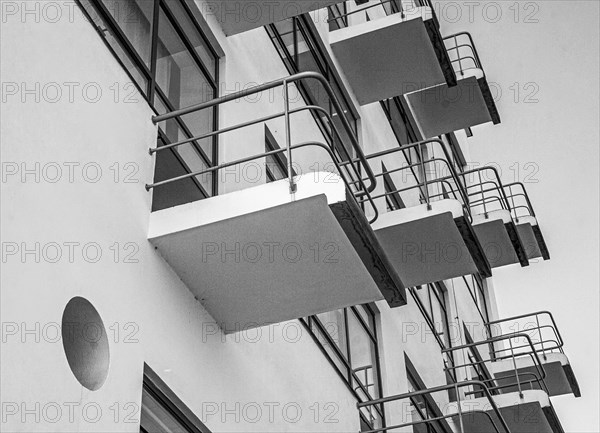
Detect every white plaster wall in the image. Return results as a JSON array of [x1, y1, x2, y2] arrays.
[[0, 6, 358, 432], [1, 2, 501, 433]]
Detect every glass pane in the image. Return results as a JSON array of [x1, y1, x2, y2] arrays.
[[316, 310, 348, 359], [165, 0, 217, 80], [79, 0, 148, 93], [348, 312, 378, 398], [101, 0, 154, 67], [156, 7, 215, 161], [140, 388, 189, 433], [154, 95, 213, 195]]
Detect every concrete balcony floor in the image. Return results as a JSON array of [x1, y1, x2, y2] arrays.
[[403, 69, 500, 138], [148, 173, 405, 332], [472, 209, 529, 268], [330, 6, 455, 105], [371, 199, 491, 287], [448, 390, 564, 433]]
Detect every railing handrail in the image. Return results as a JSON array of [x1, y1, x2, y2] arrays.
[[327, 0, 437, 25], [150, 71, 377, 194], [357, 380, 511, 433], [442, 332, 548, 397], [485, 311, 564, 351], [343, 138, 473, 220], [443, 31, 484, 74], [503, 182, 537, 220]]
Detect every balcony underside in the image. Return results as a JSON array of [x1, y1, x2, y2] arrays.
[[148, 173, 405, 332], [371, 199, 491, 288], [492, 353, 581, 398], [472, 210, 528, 268], [403, 72, 501, 138], [210, 1, 341, 36], [329, 8, 455, 105], [515, 216, 550, 261], [449, 390, 564, 433]]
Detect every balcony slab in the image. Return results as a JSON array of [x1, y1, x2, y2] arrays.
[[148, 173, 405, 332], [403, 70, 500, 138], [371, 199, 491, 287], [448, 390, 564, 433], [472, 209, 528, 268], [515, 216, 550, 261], [330, 7, 455, 105]]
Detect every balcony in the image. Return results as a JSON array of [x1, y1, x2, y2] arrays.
[[329, 0, 456, 105], [207, 1, 341, 36], [443, 334, 565, 433], [463, 168, 530, 269], [354, 139, 491, 287], [504, 182, 550, 261], [358, 381, 511, 433], [146, 72, 405, 332], [403, 32, 501, 138], [486, 312, 580, 398]]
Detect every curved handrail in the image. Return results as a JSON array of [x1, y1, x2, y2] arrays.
[[343, 138, 472, 220], [147, 140, 381, 224], [503, 182, 537, 221], [357, 380, 511, 433], [485, 311, 564, 356], [151, 71, 377, 194], [442, 333, 549, 397], [443, 31, 484, 76]]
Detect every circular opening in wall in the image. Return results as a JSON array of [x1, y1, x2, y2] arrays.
[[61, 297, 110, 391]]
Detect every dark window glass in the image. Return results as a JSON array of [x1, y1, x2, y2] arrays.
[[77, 0, 219, 210], [266, 15, 358, 162], [301, 305, 384, 431], [141, 365, 211, 433]]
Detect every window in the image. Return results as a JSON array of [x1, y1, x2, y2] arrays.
[[405, 355, 453, 433], [410, 283, 451, 349], [301, 305, 385, 431], [463, 274, 490, 323], [141, 365, 211, 433], [409, 284, 458, 400], [78, 0, 219, 210], [266, 15, 359, 162]]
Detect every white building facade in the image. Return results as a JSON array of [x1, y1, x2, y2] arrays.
[[1, 1, 580, 432]]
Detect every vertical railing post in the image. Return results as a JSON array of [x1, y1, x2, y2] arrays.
[[456, 383, 464, 433], [478, 170, 488, 218], [508, 185, 518, 222], [418, 143, 431, 210], [456, 35, 464, 76], [509, 338, 523, 398], [536, 315, 547, 361], [283, 80, 296, 194]]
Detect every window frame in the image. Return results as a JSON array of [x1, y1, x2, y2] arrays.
[[76, 0, 220, 200], [141, 364, 212, 433], [300, 304, 386, 431]]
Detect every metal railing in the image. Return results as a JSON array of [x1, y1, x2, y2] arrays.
[[145, 71, 382, 222], [485, 311, 565, 361], [502, 182, 537, 223], [444, 32, 484, 77], [357, 381, 511, 433], [327, 0, 437, 28], [344, 138, 474, 221], [443, 333, 548, 399]]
